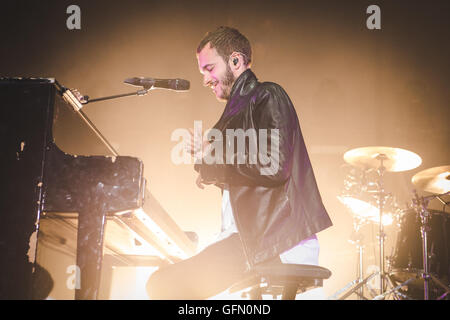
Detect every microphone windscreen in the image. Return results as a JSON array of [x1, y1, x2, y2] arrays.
[[124, 77, 143, 86], [124, 77, 190, 91], [170, 79, 190, 91]]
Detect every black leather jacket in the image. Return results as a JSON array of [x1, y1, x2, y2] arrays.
[[195, 69, 332, 267]]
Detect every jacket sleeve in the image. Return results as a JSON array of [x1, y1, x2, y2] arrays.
[[195, 83, 297, 187]]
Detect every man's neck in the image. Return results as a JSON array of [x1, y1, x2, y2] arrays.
[[232, 66, 249, 81]]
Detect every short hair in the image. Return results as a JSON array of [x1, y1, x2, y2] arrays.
[[197, 26, 252, 66]]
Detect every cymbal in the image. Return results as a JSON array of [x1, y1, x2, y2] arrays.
[[344, 146, 422, 172], [412, 165, 450, 194], [337, 195, 394, 225]]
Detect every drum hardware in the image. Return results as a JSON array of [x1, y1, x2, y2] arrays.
[[332, 220, 378, 300], [333, 166, 379, 299], [389, 204, 450, 300], [412, 190, 450, 300], [354, 232, 366, 300], [374, 153, 389, 294], [338, 164, 401, 226], [342, 147, 422, 297], [411, 166, 450, 195], [372, 277, 415, 300], [329, 271, 379, 300], [334, 196, 400, 300]]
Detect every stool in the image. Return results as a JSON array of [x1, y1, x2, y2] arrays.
[[229, 263, 332, 300]]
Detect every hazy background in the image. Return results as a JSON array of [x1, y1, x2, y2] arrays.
[[2, 0, 449, 298]]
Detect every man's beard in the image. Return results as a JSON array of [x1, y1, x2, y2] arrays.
[[217, 64, 236, 101]]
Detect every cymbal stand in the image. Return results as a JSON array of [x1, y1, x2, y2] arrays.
[[328, 220, 378, 300], [372, 277, 415, 300], [328, 266, 380, 300], [330, 272, 379, 300], [375, 154, 388, 295], [373, 154, 405, 298], [414, 191, 450, 300], [356, 236, 364, 299], [350, 219, 367, 299]]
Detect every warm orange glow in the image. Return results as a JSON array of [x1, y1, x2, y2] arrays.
[[6, 1, 445, 300], [134, 208, 190, 259]]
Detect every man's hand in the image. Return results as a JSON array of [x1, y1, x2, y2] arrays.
[[186, 128, 211, 159], [186, 129, 213, 189], [195, 173, 205, 189]]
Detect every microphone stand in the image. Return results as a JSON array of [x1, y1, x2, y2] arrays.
[[58, 83, 151, 156], [58, 79, 151, 111], [79, 88, 150, 105], [75, 88, 151, 105]]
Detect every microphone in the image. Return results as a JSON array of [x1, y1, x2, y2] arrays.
[[124, 77, 190, 91]]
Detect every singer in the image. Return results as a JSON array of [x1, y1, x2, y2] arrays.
[[146, 26, 333, 299]]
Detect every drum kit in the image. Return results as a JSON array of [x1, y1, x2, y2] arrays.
[[333, 146, 449, 300]]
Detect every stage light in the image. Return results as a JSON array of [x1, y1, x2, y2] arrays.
[[337, 195, 393, 226]]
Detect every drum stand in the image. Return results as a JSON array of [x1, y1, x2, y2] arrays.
[[372, 154, 412, 299], [414, 192, 450, 300], [340, 146, 425, 299], [329, 233, 409, 300], [328, 224, 379, 300], [330, 155, 406, 300]]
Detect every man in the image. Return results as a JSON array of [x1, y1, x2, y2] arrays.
[[146, 26, 332, 300]]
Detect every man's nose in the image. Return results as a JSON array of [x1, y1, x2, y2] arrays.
[[203, 74, 212, 87]]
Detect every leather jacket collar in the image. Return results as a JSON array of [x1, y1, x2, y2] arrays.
[[230, 68, 258, 98], [214, 69, 258, 130]]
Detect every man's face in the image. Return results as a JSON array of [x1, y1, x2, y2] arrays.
[[197, 43, 235, 102]]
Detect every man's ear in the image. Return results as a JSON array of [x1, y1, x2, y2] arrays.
[[229, 52, 243, 70]]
